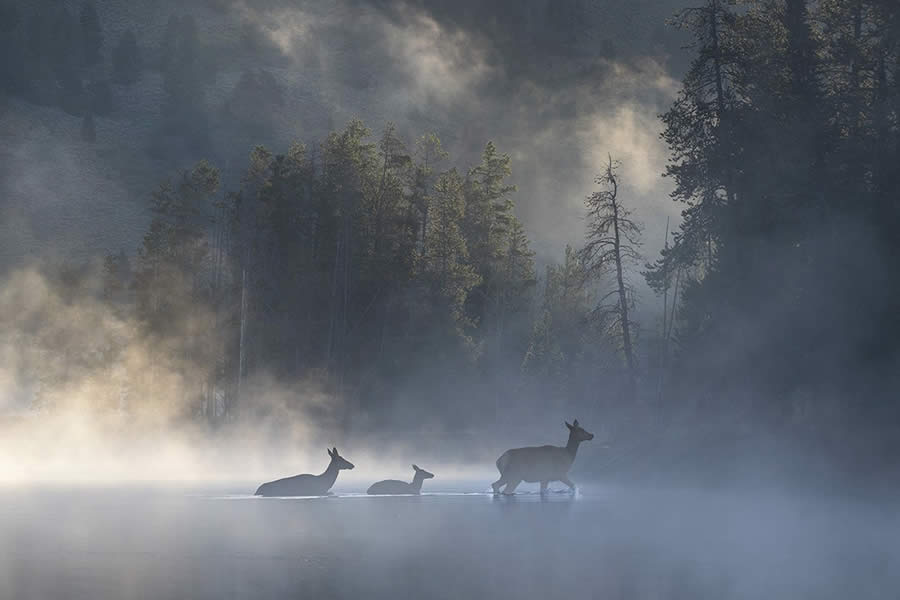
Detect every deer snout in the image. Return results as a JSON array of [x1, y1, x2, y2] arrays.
[[587, 432, 595, 440]]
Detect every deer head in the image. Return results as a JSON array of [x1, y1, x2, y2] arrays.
[[565, 419, 594, 442], [412, 464, 434, 480], [327, 447, 355, 470]]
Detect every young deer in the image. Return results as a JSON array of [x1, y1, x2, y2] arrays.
[[367, 464, 435, 495], [492, 419, 594, 495], [255, 447, 354, 497]]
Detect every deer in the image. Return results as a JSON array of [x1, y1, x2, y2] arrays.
[[255, 447, 354, 497], [492, 419, 594, 495], [366, 464, 435, 495]]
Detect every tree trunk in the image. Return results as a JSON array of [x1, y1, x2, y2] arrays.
[[659, 217, 670, 403], [610, 172, 636, 401], [236, 267, 247, 418]]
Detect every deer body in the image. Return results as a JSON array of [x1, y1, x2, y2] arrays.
[[367, 465, 434, 495], [492, 420, 594, 495], [255, 447, 354, 497]]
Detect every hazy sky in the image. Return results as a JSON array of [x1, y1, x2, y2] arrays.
[[1, 0, 689, 275]]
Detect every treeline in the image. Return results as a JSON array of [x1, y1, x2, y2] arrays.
[[1, 2, 633, 430], [97, 121, 630, 427], [646, 0, 900, 430], [13, 0, 900, 452]]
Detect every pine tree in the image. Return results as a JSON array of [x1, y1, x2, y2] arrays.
[[491, 217, 535, 366], [135, 160, 219, 329], [523, 248, 589, 382], [242, 143, 319, 376], [462, 141, 517, 340], [410, 133, 448, 250], [656, 0, 741, 275], [522, 246, 608, 408], [319, 119, 376, 380], [648, 0, 900, 423], [580, 155, 641, 401], [418, 169, 481, 351], [362, 123, 410, 268]]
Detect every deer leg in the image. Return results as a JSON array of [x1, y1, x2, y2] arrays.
[[560, 476, 576, 492], [491, 478, 505, 494], [540, 481, 549, 495], [502, 479, 521, 495]]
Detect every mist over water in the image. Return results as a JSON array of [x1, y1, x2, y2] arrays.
[[1, 225, 897, 599], [1, 482, 897, 600]]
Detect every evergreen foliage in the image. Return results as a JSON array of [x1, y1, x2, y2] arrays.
[[646, 0, 900, 424], [121, 121, 543, 420]]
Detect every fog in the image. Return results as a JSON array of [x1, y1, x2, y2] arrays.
[[0, 0, 685, 270], [1, 261, 897, 600], [3, 0, 900, 598], [0, 263, 492, 484], [1, 484, 898, 600]]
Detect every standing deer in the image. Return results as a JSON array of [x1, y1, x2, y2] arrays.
[[366, 464, 435, 495], [492, 419, 594, 495], [255, 447, 354, 497]]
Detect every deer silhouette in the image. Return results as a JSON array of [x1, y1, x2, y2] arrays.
[[255, 447, 354, 497], [492, 419, 594, 495], [366, 464, 435, 495]]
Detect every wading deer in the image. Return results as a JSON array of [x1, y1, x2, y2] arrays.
[[366, 464, 435, 495], [255, 447, 354, 497], [492, 420, 594, 495]]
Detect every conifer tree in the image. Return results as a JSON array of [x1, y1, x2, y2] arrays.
[[410, 133, 447, 250], [462, 141, 518, 346], [419, 169, 481, 350], [580, 155, 641, 401]]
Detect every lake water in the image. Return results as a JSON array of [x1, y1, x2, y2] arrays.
[[0, 482, 897, 599]]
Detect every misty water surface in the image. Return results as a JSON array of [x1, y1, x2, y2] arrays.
[[0, 482, 897, 599]]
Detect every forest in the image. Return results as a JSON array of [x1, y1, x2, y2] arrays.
[[1, 0, 899, 485]]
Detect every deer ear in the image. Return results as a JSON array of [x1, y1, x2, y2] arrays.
[[327, 448, 333, 457], [573, 419, 579, 427], [565, 421, 573, 430], [412, 464, 419, 471], [332, 447, 338, 456]]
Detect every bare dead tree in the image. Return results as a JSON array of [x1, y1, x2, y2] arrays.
[[580, 154, 642, 402]]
